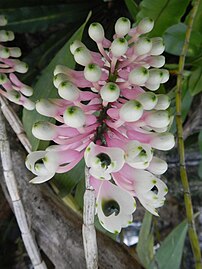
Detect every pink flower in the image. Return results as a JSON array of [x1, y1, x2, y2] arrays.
[[0, 16, 34, 109], [26, 16, 174, 233]]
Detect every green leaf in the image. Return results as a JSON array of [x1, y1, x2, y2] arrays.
[[136, 211, 154, 268], [74, 176, 85, 210], [191, 0, 202, 36], [124, 0, 139, 21], [163, 23, 202, 56], [153, 220, 188, 269], [137, 0, 190, 36], [181, 88, 193, 122], [52, 158, 85, 198], [1, 3, 94, 33], [23, 12, 91, 150], [188, 65, 202, 96]]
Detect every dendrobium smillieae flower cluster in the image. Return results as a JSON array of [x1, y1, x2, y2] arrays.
[[0, 15, 34, 109], [26, 17, 175, 233]]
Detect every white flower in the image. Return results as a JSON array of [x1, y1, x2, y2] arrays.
[[93, 180, 136, 233], [84, 142, 125, 180], [125, 140, 153, 169]]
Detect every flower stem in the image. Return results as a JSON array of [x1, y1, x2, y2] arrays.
[[176, 1, 202, 268]]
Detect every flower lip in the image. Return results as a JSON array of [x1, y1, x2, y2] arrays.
[[102, 199, 120, 217]]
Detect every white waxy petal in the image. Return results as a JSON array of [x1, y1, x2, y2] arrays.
[[53, 73, 69, 88], [136, 92, 158, 110], [36, 99, 58, 117], [9, 47, 21, 58], [115, 17, 131, 37], [120, 100, 143, 122], [133, 37, 152, 55], [144, 81, 160, 91], [32, 121, 57, 140], [155, 94, 170, 110], [20, 85, 33, 96], [125, 141, 153, 169], [137, 17, 154, 34], [147, 69, 164, 85], [160, 69, 169, 83], [88, 22, 105, 43], [151, 132, 175, 150], [84, 142, 125, 180], [149, 56, 165, 68], [25, 151, 47, 174], [128, 67, 149, 86], [84, 63, 102, 82], [0, 15, 7, 26], [7, 90, 21, 103], [64, 106, 86, 128], [74, 47, 92, 66], [14, 61, 28, 73], [147, 156, 168, 175], [23, 99, 35, 110], [97, 180, 136, 233], [0, 73, 8, 84], [0, 30, 14, 42], [70, 40, 86, 55], [110, 37, 128, 57], [150, 37, 165, 55], [145, 110, 170, 128], [100, 82, 120, 102], [29, 173, 55, 184], [58, 81, 80, 101], [0, 46, 10, 58]]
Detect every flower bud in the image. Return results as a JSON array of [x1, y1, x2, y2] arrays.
[[137, 92, 158, 110], [133, 37, 152, 55], [147, 156, 168, 175], [7, 90, 21, 103], [115, 17, 131, 37], [0, 73, 8, 84], [74, 47, 92, 66], [150, 37, 165, 55], [53, 73, 68, 88], [0, 46, 10, 58], [70, 40, 86, 55], [64, 106, 86, 128], [151, 132, 175, 151], [20, 85, 33, 96], [137, 18, 154, 34], [14, 61, 28, 73], [129, 67, 149, 86], [32, 121, 57, 140], [36, 99, 58, 117], [84, 63, 102, 82], [155, 94, 170, 110], [120, 100, 143, 122], [23, 99, 35, 110], [147, 69, 163, 85], [0, 30, 14, 42], [100, 82, 120, 102], [110, 37, 128, 57], [58, 81, 80, 101], [88, 22, 105, 43], [160, 69, 169, 83], [8, 47, 22, 58], [145, 111, 170, 128], [0, 15, 7, 26], [149, 56, 165, 68]]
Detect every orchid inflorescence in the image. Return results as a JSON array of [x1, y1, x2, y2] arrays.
[[25, 17, 174, 233], [0, 15, 34, 110]]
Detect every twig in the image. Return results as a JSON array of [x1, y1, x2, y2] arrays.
[[0, 96, 32, 153], [0, 108, 47, 269], [82, 166, 98, 269], [176, 0, 202, 268]]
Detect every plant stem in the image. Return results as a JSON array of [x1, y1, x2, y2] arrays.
[[176, 1, 202, 268]]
